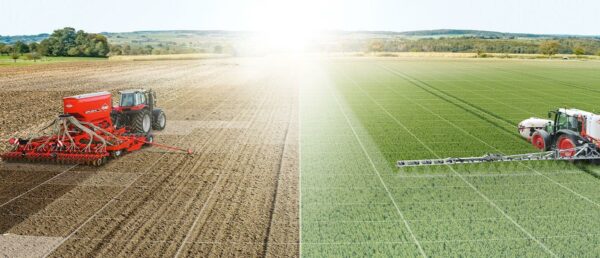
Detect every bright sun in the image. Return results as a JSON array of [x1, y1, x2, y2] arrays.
[[245, 0, 341, 52]]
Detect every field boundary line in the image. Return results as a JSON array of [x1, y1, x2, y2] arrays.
[[263, 79, 296, 257], [342, 66, 558, 257], [42, 72, 245, 258], [0, 164, 78, 208], [328, 78, 428, 257], [298, 64, 304, 258], [62, 231, 600, 245], [380, 63, 600, 210]]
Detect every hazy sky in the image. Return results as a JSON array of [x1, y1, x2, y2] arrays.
[[1, 0, 599, 36]]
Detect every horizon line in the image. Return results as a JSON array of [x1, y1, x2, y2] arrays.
[[2, 28, 600, 38]]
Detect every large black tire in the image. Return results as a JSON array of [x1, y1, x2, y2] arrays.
[[131, 110, 152, 134], [152, 110, 166, 130], [531, 130, 551, 151]]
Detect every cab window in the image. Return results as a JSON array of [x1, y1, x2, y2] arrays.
[[120, 94, 135, 106], [556, 113, 580, 132]]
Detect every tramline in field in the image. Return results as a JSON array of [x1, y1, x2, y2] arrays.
[[398, 108, 600, 167]]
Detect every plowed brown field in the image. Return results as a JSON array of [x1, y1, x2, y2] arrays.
[[0, 58, 299, 257]]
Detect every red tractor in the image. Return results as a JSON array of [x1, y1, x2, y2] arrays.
[[1, 89, 188, 166], [112, 89, 166, 135]]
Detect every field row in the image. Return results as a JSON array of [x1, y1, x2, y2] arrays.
[[300, 59, 600, 257]]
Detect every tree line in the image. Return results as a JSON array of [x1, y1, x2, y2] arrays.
[[366, 37, 600, 56], [107, 43, 221, 56], [0, 27, 109, 61]]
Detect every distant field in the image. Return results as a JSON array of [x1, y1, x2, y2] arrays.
[[301, 58, 600, 256], [0, 55, 106, 66], [332, 52, 600, 60], [108, 53, 229, 61]]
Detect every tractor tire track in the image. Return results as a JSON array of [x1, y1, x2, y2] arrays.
[[496, 67, 600, 95], [172, 76, 277, 258], [378, 63, 522, 141], [262, 90, 295, 257]]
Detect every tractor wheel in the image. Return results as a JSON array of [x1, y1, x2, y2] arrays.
[[531, 130, 551, 151], [556, 134, 579, 157], [152, 110, 166, 130], [132, 110, 152, 134]]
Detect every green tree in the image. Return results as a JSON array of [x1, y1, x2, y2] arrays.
[[37, 42, 48, 56], [13, 41, 30, 55], [10, 52, 19, 62], [143, 45, 154, 55], [1, 45, 13, 56], [539, 41, 560, 57], [109, 44, 123, 55], [67, 47, 80, 56], [42, 27, 77, 56], [573, 46, 585, 56], [93, 36, 109, 56], [0, 43, 5, 55], [28, 42, 39, 53], [39, 27, 109, 57]]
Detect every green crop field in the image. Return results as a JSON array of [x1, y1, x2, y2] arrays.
[[300, 58, 600, 257], [0, 55, 106, 66]]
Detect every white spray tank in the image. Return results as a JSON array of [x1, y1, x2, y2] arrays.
[[518, 117, 553, 140]]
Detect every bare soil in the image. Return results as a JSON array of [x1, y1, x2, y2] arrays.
[[0, 58, 299, 257]]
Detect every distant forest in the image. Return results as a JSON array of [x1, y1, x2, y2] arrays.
[[1, 29, 600, 57], [0, 27, 109, 59], [361, 36, 600, 55]]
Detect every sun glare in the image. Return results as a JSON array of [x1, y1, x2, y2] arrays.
[[245, 0, 341, 53]]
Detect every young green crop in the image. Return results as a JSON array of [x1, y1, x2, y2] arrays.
[[301, 58, 600, 257]]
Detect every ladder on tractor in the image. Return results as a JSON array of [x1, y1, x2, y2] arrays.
[[397, 144, 600, 167]]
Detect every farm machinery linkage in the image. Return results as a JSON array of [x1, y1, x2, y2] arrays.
[[1, 89, 191, 166], [398, 108, 600, 167]]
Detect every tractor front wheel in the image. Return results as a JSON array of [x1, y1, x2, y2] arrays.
[[531, 130, 551, 151], [556, 134, 579, 157], [152, 110, 166, 130], [132, 110, 152, 134]]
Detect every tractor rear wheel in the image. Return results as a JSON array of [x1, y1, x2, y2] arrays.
[[132, 110, 152, 134], [152, 110, 166, 130], [531, 130, 551, 151], [556, 134, 579, 157]]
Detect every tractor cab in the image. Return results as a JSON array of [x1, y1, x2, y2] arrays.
[[117, 89, 156, 110], [548, 109, 590, 134], [111, 89, 166, 134]]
